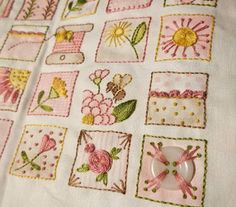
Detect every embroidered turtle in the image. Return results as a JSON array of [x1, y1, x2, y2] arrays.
[[77, 143, 122, 186]]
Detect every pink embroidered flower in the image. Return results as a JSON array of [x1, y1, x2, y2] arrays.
[[89, 69, 110, 85], [88, 149, 113, 173], [81, 90, 116, 125], [84, 143, 96, 153], [39, 134, 56, 154], [0, 68, 30, 104]]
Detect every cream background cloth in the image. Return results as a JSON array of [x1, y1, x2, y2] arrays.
[[0, 0, 236, 207]]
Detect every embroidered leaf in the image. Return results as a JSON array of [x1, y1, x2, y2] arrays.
[[110, 147, 122, 160], [112, 100, 137, 122], [31, 162, 41, 171], [40, 104, 53, 112], [68, 1, 73, 10], [131, 22, 147, 46], [42, 0, 57, 20], [22, 0, 37, 20], [96, 172, 108, 186], [77, 164, 90, 172], [77, 0, 87, 5], [37, 90, 45, 104], [96, 173, 105, 182], [103, 172, 108, 186], [21, 151, 29, 162]]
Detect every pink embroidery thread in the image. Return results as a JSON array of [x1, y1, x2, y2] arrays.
[[0, 0, 15, 18], [106, 0, 153, 13]]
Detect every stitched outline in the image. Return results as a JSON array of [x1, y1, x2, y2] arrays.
[[95, 16, 152, 63], [0, 67, 31, 112], [45, 23, 94, 65], [0, 24, 49, 62], [68, 129, 132, 194], [0, 118, 13, 160], [15, 0, 59, 21], [106, 0, 153, 13], [0, 0, 15, 18], [9, 124, 68, 181], [155, 14, 215, 62], [135, 134, 208, 207], [145, 71, 209, 129], [27, 71, 79, 117], [61, 0, 100, 20], [163, 0, 218, 7]]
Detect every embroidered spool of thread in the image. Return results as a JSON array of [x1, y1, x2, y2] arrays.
[[46, 24, 93, 65]]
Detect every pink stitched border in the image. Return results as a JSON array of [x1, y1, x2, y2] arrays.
[[27, 71, 79, 117], [95, 16, 152, 63], [106, 0, 153, 13], [0, 0, 15, 18], [0, 119, 13, 160]]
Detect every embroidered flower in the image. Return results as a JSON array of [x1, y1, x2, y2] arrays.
[[15, 134, 56, 172], [77, 143, 122, 186], [158, 15, 214, 60], [31, 76, 68, 113], [0, 68, 30, 104], [39, 134, 56, 154], [88, 149, 113, 174], [84, 143, 96, 153], [81, 90, 115, 125], [89, 69, 110, 86], [105, 21, 132, 47], [49, 77, 68, 98]]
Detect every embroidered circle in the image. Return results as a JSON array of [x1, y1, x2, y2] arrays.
[[151, 146, 195, 190], [172, 28, 197, 47]]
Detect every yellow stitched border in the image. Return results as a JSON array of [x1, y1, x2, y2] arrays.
[[135, 135, 208, 207], [9, 124, 68, 181], [163, 0, 218, 7], [155, 14, 215, 62], [61, 0, 100, 20]]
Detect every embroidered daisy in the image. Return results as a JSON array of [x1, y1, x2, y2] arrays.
[[104, 21, 132, 47]]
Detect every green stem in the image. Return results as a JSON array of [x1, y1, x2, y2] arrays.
[[15, 153, 41, 171], [124, 36, 139, 60], [31, 97, 50, 113], [97, 84, 101, 94]]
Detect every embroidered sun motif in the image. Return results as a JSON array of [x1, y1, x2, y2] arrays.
[[156, 14, 215, 61], [0, 68, 30, 105], [104, 21, 132, 47]]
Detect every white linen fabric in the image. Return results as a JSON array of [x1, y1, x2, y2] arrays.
[[0, 1, 236, 207]]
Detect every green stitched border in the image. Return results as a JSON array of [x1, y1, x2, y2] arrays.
[[135, 135, 208, 207], [163, 0, 218, 7]]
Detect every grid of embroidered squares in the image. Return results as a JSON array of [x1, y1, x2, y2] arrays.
[[0, 1, 218, 207]]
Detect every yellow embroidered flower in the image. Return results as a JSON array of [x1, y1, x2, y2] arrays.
[[82, 114, 94, 125], [49, 77, 68, 99], [172, 27, 198, 47], [104, 21, 132, 47], [9, 69, 30, 90]]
